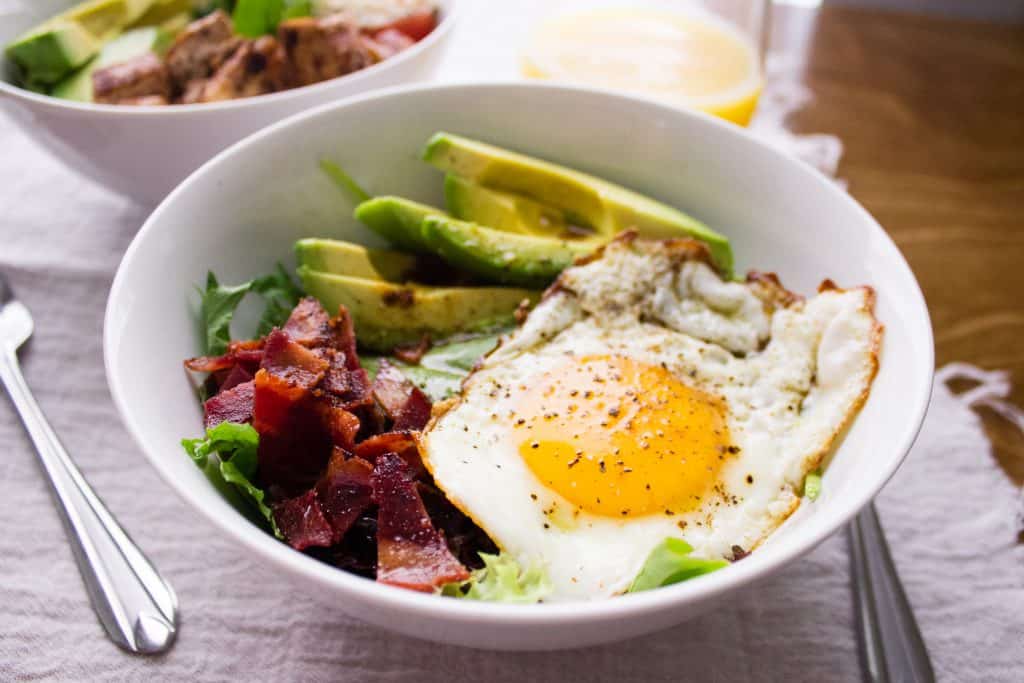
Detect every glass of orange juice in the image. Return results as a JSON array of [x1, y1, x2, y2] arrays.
[[521, 0, 768, 126]]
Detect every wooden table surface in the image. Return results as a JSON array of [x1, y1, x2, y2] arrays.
[[777, 5, 1024, 485]]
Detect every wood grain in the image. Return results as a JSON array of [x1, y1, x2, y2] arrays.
[[779, 7, 1024, 482]]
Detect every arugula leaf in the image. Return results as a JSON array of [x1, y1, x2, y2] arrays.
[[197, 266, 303, 354], [320, 159, 371, 204], [804, 470, 822, 501], [420, 335, 501, 373], [251, 264, 304, 336], [442, 553, 551, 603], [627, 538, 728, 593], [182, 422, 282, 539], [200, 272, 252, 356]]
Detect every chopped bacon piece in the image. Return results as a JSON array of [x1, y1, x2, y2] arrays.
[[261, 328, 328, 389], [316, 452, 374, 543], [372, 452, 468, 591], [254, 369, 334, 496], [219, 364, 254, 392], [354, 431, 424, 477], [203, 379, 255, 428], [283, 297, 332, 347], [320, 349, 372, 407], [273, 489, 334, 551], [392, 334, 431, 365], [319, 404, 361, 451], [184, 339, 264, 374], [329, 306, 361, 371], [372, 360, 432, 431]]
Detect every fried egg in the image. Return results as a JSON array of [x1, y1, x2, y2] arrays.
[[420, 236, 882, 601]]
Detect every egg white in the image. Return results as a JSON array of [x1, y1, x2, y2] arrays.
[[421, 237, 881, 601]]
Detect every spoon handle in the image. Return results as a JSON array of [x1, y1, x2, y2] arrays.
[[0, 350, 178, 655], [849, 502, 935, 683]]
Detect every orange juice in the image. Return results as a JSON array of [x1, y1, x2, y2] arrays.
[[522, 6, 763, 126]]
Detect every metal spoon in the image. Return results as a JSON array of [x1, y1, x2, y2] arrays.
[[0, 274, 178, 655], [849, 502, 935, 682]]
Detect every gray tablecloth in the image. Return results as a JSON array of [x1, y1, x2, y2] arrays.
[[2, 4, 1023, 679]]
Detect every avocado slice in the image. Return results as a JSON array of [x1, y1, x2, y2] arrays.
[[353, 196, 446, 253], [445, 174, 583, 238], [128, 0, 192, 29], [6, 22, 101, 86], [52, 26, 168, 102], [422, 215, 597, 288], [298, 265, 538, 351], [422, 133, 733, 277], [294, 238, 418, 282], [6, 0, 157, 86]]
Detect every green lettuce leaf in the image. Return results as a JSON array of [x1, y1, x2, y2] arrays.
[[442, 553, 551, 603], [182, 422, 282, 539], [627, 538, 728, 593], [363, 333, 504, 401], [320, 159, 371, 204], [197, 266, 303, 355], [251, 264, 305, 336], [200, 272, 252, 356], [804, 470, 822, 501]]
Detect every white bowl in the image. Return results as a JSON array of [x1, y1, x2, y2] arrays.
[[104, 83, 934, 651], [0, 0, 458, 204]]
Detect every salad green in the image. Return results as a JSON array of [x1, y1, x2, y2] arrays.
[[182, 422, 282, 539], [442, 553, 552, 603], [627, 538, 729, 593]]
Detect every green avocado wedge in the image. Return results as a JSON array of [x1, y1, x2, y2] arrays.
[[422, 215, 597, 288], [294, 238, 419, 282], [6, 0, 157, 86], [422, 132, 733, 277], [353, 196, 445, 253], [298, 265, 538, 351], [445, 173, 583, 238], [52, 26, 169, 101]]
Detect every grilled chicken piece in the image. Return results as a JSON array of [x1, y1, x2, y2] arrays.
[[93, 52, 171, 105], [165, 10, 242, 88], [277, 14, 371, 87], [196, 36, 291, 102]]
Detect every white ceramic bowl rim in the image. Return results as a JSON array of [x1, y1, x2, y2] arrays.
[[105, 81, 934, 628], [0, 2, 459, 116]]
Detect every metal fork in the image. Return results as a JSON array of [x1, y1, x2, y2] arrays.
[[0, 274, 178, 655], [849, 502, 935, 682]]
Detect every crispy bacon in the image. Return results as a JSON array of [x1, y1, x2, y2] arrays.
[[203, 379, 255, 428], [316, 451, 374, 543], [372, 360, 432, 431], [372, 452, 468, 591], [273, 489, 334, 551], [219, 364, 253, 392], [185, 339, 264, 374], [261, 328, 328, 388], [392, 334, 431, 365], [283, 296, 332, 347], [354, 431, 424, 477]]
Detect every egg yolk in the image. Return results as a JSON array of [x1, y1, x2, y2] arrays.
[[517, 355, 731, 518]]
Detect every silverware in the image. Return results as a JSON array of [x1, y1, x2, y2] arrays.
[[849, 502, 935, 683], [0, 275, 178, 655]]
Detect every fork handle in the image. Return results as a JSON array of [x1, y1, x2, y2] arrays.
[[849, 503, 935, 683], [0, 350, 178, 654]]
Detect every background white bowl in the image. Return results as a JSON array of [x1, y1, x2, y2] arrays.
[[0, 0, 458, 205], [104, 83, 934, 651]]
